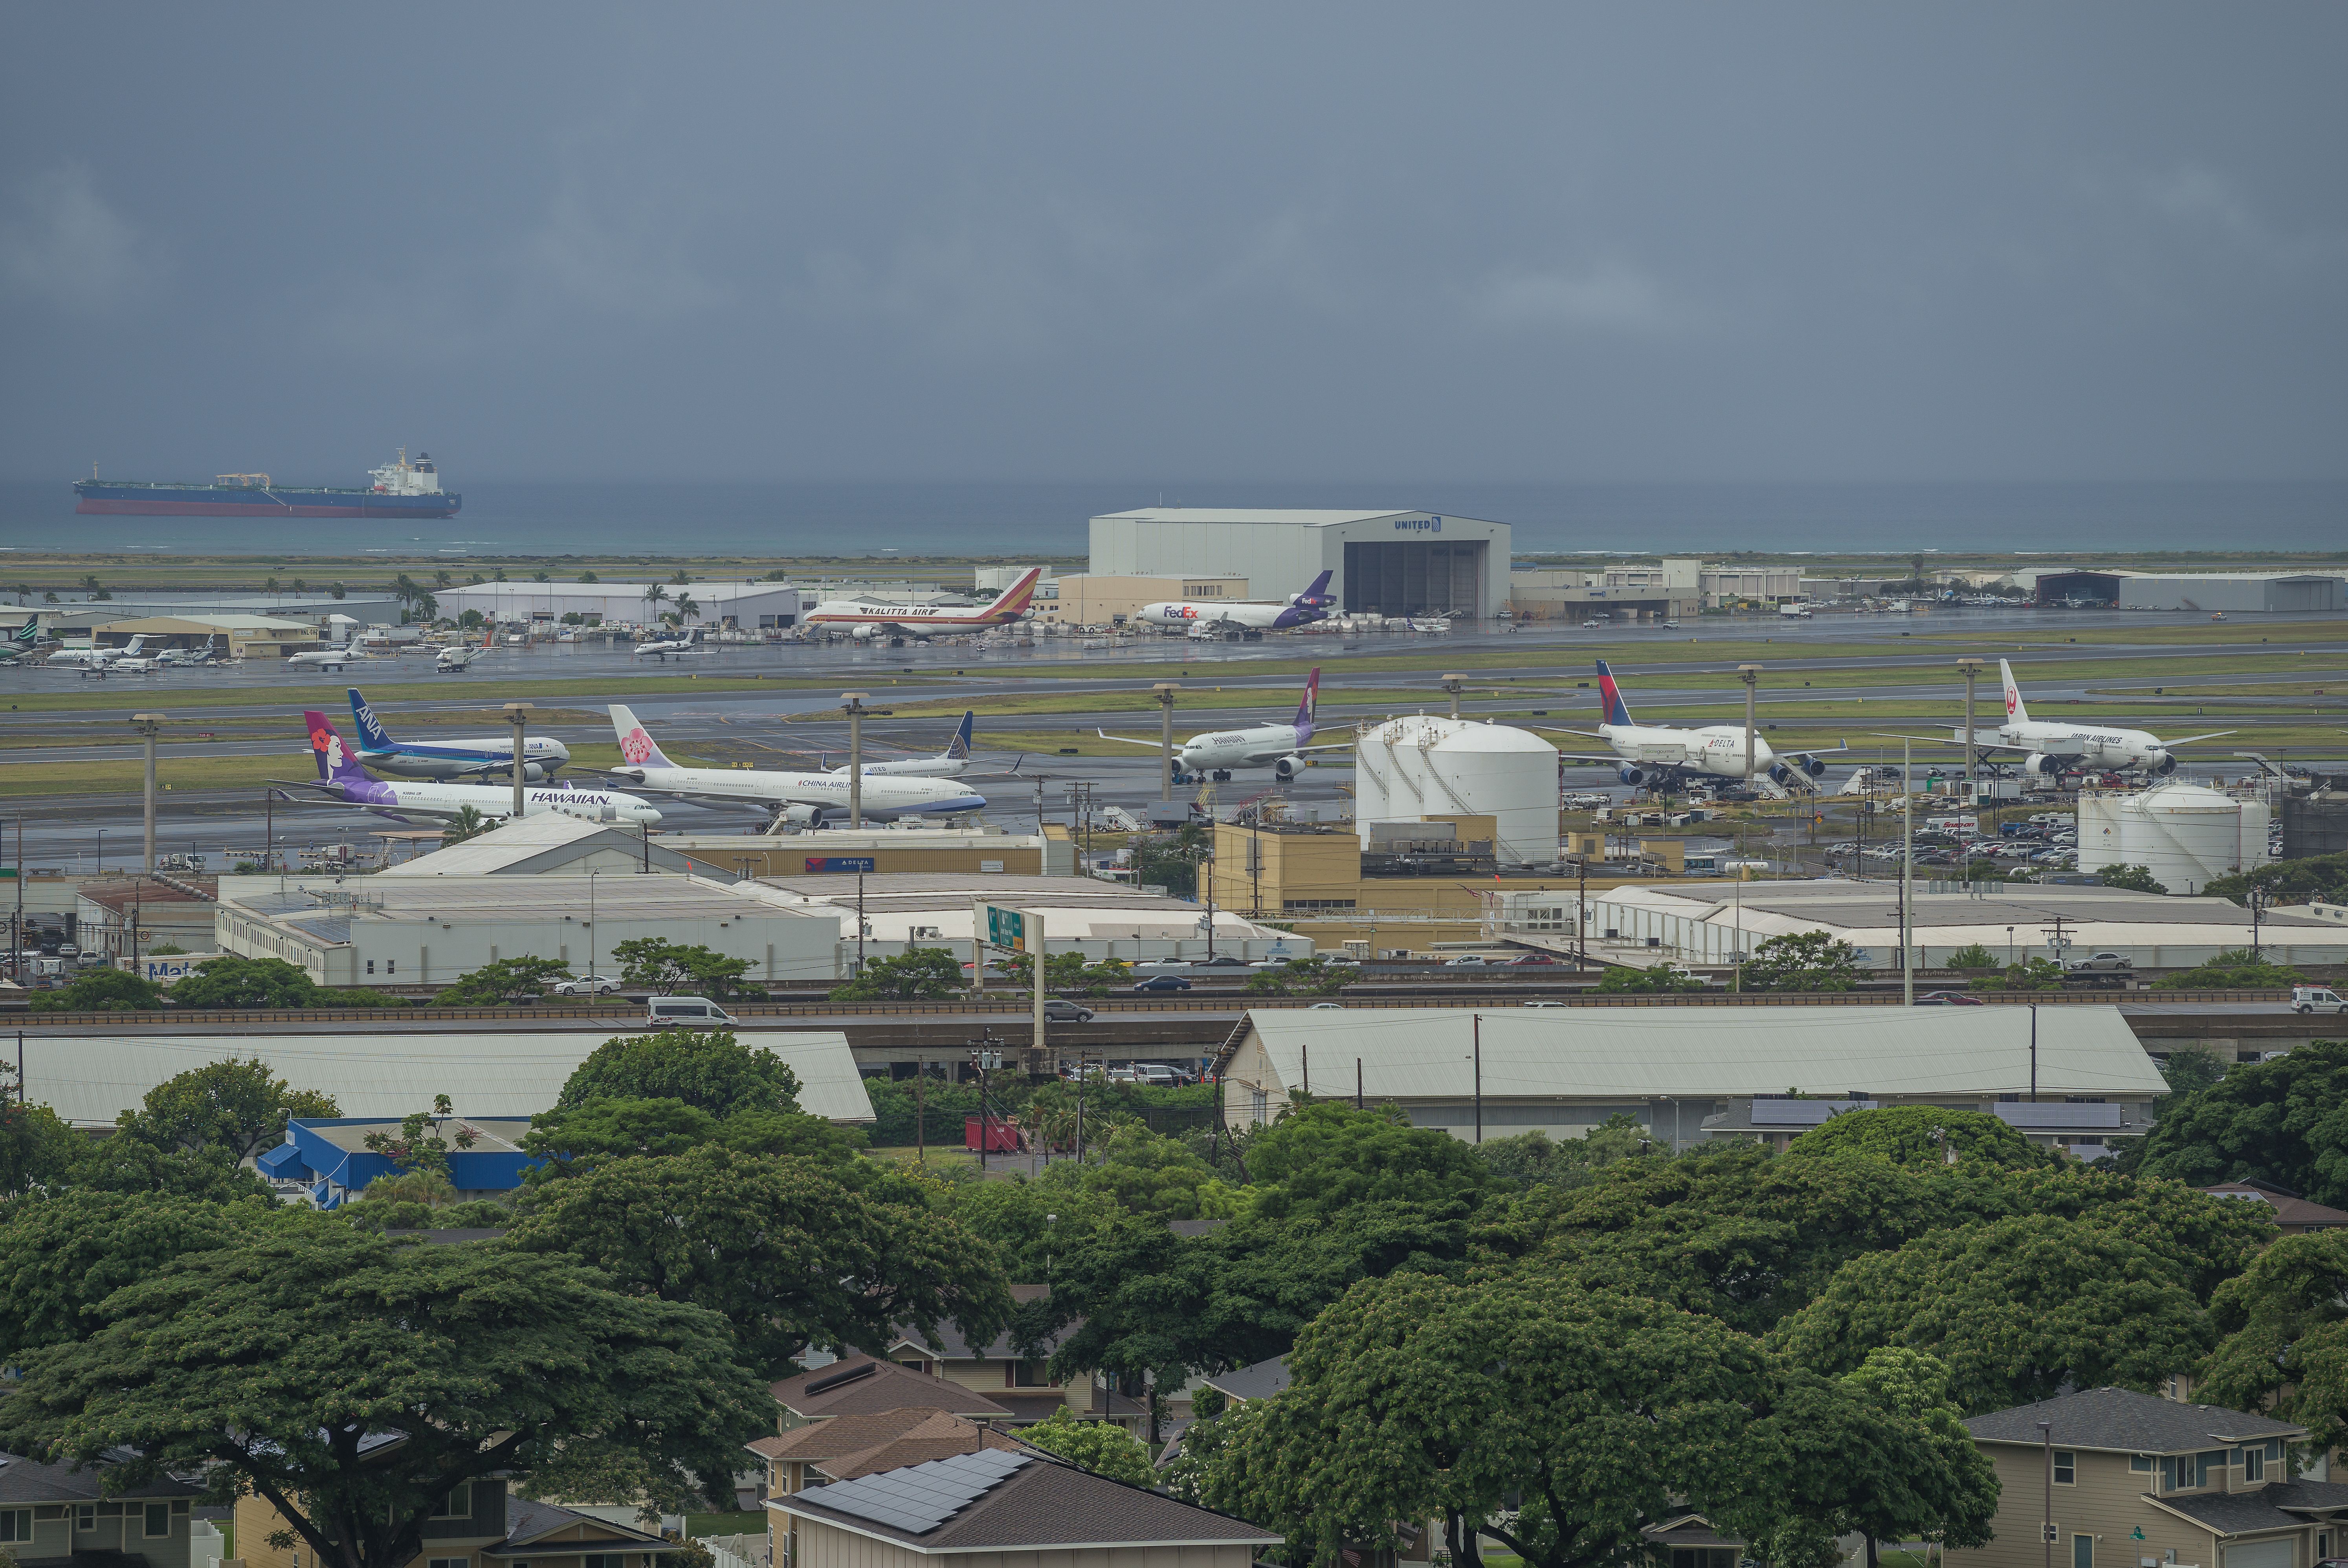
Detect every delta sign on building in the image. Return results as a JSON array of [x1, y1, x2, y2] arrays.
[[1088, 508, 1511, 621]]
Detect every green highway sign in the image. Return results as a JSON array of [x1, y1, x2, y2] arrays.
[[981, 904, 1031, 953]]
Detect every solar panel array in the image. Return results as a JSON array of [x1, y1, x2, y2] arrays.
[[803, 1447, 1031, 1535]]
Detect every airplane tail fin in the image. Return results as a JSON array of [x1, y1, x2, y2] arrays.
[[1596, 660, 1634, 726], [609, 704, 676, 769], [981, 567, 1044, 621], [347, 688, 394, 753], [1998, 658, 2030, 725], [121, 635, 145, 656], [1294, 667, 1322, 741], [1293, 569, 1335, 607], [946, 711, 974, 761], [11, 622, 38, 647], [304, 711, 370, 784]]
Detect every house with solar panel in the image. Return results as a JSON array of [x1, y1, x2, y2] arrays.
[[231, 1469, 685, 1568], [766, 1447, 1277, 1568]]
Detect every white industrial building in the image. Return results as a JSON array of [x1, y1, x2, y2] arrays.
[[18, 1030, 873, 1129], [433, 580, 807, 629], [214, 872, 841, 986], [1484, 879, 2348, 973], [1220, 1005, 2165, 1156], [1090, 508, 1511, 620], [1355, 716, 1561, 866], [2075, 784, 2271, 894], [2030, 570, 2345, 613], [1509, 559, 1805, 620]]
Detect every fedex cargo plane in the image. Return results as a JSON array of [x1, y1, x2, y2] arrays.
[[1136, 571, 1336, 637]]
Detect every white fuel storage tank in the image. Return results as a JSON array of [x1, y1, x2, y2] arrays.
[[1354, 716, 1559, 865], [2076, 784, 2271, 895]]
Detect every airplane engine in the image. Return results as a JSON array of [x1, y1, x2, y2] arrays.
[[1768, 761, 1796, 786], [851, 625, 879, 642], [1273, 754, 1306, 782], [1617, 764, 1646, 787], [1798, 754, 1829, 778], [776, 802, 823, 826], [2145, 750, 2177, 775], [2022, 753, 2062, 777]]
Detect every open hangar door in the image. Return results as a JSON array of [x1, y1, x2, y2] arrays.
[[1343, 541, 1486, 616]]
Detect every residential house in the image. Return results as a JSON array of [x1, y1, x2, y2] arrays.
[[883, 1286, 1095, 1425], [747, 1408, 1031, 1501], [0, 1449, 203, 1568], [257, 1117, 535, 1209], [1957, 1388, 2342, 1568], [2197, 1181, 2348, 1235], [769, 1357, 1017, 1432], [1201, 1354, 1290, 1406], [235, 1477, 681, 1568], [767, 1449, 1277, 1568], [1642, 1515, 1745, 1568]]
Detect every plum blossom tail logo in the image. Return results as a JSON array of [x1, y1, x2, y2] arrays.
[[620, 727, 656, 766]]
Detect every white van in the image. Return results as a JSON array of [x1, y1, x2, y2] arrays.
[[647, 996, 737, 1029]]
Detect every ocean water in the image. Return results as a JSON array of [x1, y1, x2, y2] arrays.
[[0, 478, 2341, 560]]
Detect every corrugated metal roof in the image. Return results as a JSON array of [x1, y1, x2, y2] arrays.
[[23, 1030, 873, 1127], [221, 875, 826, 925], [1244, 1005, 2165, 1101]]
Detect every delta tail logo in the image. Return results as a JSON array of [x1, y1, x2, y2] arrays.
[[1596, 660, 1634, 726]]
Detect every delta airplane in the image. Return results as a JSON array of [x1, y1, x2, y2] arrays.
[[804, 568, 1042, 643], [1882, 658, 2234, 778], [1547, 660, 1842, 791], [45, 635, 151, 671], [604, 705, 987, 826], [1097, 669, 1346, 782], [276, 712, 660, 825], [1137, 572, 1336, 637], [347, 687, 572, 782]]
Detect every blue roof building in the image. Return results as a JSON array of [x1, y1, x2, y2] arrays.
[[256, 1116, 536, 1209]]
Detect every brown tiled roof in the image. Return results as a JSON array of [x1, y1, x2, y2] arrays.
[[746, 1406, 964, 1463], [819, 1416, 1032, 1483], [778, 1453, 1280, 1550], [993, 1392, 1084, 1424], [769, 1356, 1016, 1421], [2199, 1180, 2348, 1229], [889, 1285, 1056, 1360]]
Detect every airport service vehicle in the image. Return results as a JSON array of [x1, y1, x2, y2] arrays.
[[1881, 659, 2235, 778], [604, 704, 986, 824], [1137, 571, 1335, 638], [1778, 604, 1814, 618], [804, 568, 1043, 643], [347, 687, 571, 782], [648, 996, 734, 1028], [2293, 987, 2348, 1015], [436, 643, 486, 672], [633, 630, 700, 660], [1130, 974, 1193, 992], [552, 975, 622, 996], [278, 712, 661, 825], [825, 712, 984, 778], [75, 449, 459, 518], [44, 635, 153, 671], [1096, 669, 1347, 782], [1042, 998, 1096, 1022], [1547, 661, 1842, 791]]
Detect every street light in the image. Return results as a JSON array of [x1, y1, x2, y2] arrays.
[[502, 703, 532, 821], [1440, 674, 1466, 721], [130, 713, 165, 873], [1735, 666, 1763, 784], [840, 692, 870, 828], [1957, 658, 1986, 803], [1152, 683, 1181, 796]]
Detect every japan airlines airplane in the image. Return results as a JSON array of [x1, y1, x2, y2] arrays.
[[46, 635, 151, 670], [1096, 669, 1347, 782], [1548, 661, 1842, 790], [1136, 571, 1335, 636], [277, 712, 660, 824], [347, 687, 572, 782], [804, 568, 1042, 642], [604, 705, 987, 825], [1882, 658, 2234, 777]]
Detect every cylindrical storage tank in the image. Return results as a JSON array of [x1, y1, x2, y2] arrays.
[[1354, 716, 1559, 865], [2081, 784, 2243, 894]]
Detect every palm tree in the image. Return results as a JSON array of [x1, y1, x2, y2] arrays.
[[642, 583, 669, 626], [440, 805, 494, 847], [675, 593, 701, 626]]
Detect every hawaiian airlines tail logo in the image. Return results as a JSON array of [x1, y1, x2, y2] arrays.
[[620, 727, 657, 766], [1294, 668, 1322, 738], [311, 725, 340, 767]]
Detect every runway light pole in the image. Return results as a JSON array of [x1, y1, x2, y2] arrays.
[[1153, 683, 1181, 797], [503, 702, 531, 821], [1441, 674, 1466, 721], [1957, 657, 1985, 804], [1736, 665, 1763, 785], [841, 692, 869, 828], [130, 713, 164, 873]]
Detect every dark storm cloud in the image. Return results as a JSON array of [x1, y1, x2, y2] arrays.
[[2, 3, 2342, 484]]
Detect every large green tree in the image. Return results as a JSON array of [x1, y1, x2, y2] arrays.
[[0, 1188, 271, 1359], [2199, 1228, 2348, 1457], [0, 1220, 769, 1568], [556, 1030, 803, 1116], [1782, 1106, 2048, 1171], [610, 938, 758, 1000], [1739, 932, 1865, 993], [116, 1056, 341, 1160], [829, 947, 967, 1001], [2135, 1040, 2348, 1205]]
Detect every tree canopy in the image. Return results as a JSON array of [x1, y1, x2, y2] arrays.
[[2134, 1040, 2348, 1204], [829, 947, 967, 1000], [2200, 1227, 2348, 1457], [1739, 931, 1866, 992], [115, 1057, 343, 1160], [554, 1029, 802, 1116], [1783, 1106, 2048, 1171]]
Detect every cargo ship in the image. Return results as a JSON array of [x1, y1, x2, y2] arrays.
[[73, 449, 460, 518]]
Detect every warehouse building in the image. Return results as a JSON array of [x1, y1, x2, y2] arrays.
[[433, 580, 807, 629], [21, 1030, 872, 1130], [1038, 573, 1249, 626], [87, 613, 327, 658], [1220, 1005, 2164, 1157], [1090, 508, 1510, 619], [2031, 570, 2344, 612], [755, 872, 1308, 964]]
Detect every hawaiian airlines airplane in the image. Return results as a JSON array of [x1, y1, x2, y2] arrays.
[[1136, 571, 1336, 637], [276, 713, 659, 824], [1547, 660, 1842, 790], [604, 705, 986, 825], [1096, 669, 1347, 783], [804, 568, 1042, 643]]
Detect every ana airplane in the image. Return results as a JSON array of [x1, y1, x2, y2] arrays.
[[1137, 571, 1335, 638], [804, 568, 1042, 643], [347, 687, 572, 782], [1097, 669, 1346, 783], [277, 712, 660, 824], [45, 635, 152, 671], [604, 705, 987, 825], [1882, 658, 2235, 778], [1548, 660, 1842, 791]]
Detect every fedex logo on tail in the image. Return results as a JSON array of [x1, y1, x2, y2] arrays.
[[1596, 661, 1634, 726]]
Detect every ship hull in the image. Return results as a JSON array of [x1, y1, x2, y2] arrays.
[[73, 482, 459, 519]]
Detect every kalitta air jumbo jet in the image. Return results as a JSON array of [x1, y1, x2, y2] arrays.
[[803, 568, 1042, 642]]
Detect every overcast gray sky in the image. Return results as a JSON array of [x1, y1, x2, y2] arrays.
[[3, 3, 2342, 485]]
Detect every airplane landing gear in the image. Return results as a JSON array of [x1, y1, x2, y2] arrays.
[[1212, 769, 1232, 782]]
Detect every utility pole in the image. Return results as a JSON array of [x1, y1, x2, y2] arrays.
[[2029, 1003, 2039, 1102], [130, 713, 164, 873], [1957, 657, 1985, 804], [840, 693, 869, 828], [2039, 1419, 2054, 1568], [1031, 912, 1047, 1061], [503, 703, 531, 821], [1737, 665, 1763, 786], [1902, 738, 1915, 1006], [1472, 1012, 1483, 1144], [1576, 853, 1588, 973], [915, 1058, 926, 1165], [1441, 674, 1465, 721], [1153, 683, 1181, 796]]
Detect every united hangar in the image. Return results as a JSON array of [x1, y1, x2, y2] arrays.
[[1088, 508, 1512, 619]]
